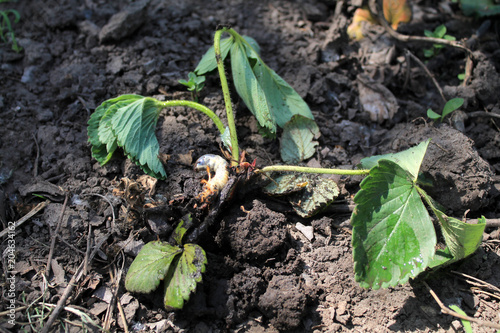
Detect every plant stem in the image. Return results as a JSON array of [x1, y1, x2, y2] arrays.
[[214, 28, 239, 167], [158, 100, 225, 134], [258, 165, 370, 176]]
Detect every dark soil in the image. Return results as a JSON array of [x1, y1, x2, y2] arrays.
[[1, 0, 500, 332]]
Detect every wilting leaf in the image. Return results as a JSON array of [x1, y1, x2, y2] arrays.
[[111, 97, 167, 179], [280, 115, 320, 163], [125, 241, 182, 294], [164, 243, 207, 310], [263, 174, 309, 196], [289, 176, 339, 217], [194, 37, 234, 75], [251, 52, 313, 128], [231, 38, 276, 133], [264, 173, 339, 218], [420, 189, 486, 267], [88, 95, 143, 164]]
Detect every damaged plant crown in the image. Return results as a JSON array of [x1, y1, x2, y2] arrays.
[[88, 27, 486, 310]]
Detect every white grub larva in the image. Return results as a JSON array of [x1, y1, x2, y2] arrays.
[[194, 154, 229, 202]]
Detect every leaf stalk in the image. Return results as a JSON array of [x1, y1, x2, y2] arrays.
[[158, 100, 225, 134], [258, 165, 370, 175], [214, 28, 239, 167]]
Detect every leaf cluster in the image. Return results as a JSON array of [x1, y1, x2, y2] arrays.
[[125, 215, 207, 310], [193, 32, 319, 163], [178, 72, 205, 101], [423, 24, 456, 58]]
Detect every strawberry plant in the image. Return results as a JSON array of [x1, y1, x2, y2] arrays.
[[88, 27, 486, 309]]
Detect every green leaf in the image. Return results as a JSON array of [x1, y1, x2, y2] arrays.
[[459, 0, 500, 17], [359, 139, 430, 180], [449, 305, 473, 333], [420, 188, 485, 266], [231, 38, 276, 133], [351, 159, 436, 289], [243, 36, 261, 55], [427, 108, 441, 120], [88, 95, 144, 164], [435, 212, 485, 261], [111, 97, 167, 179], [125, 241, 183, 294], [164, 243, 207, 310], [221, 126, 232, 151], [194, 36, 234, 75], [251, 51, 313, 128], [280, 115, 320, 163], [423, 49, 435, 58], [424, 30, 434, 38], [434, 24, 447, 38], [173, 214, 191, 246], [441, 97, 464, 118]]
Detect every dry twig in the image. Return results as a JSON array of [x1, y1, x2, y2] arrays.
[[423, 281, 500, 330], [371, 0, 472, 55], [404, 49, 447, 104], [0, 200, 50, 238], [45, 193, 69, 280], [40, 229, 109, 333]]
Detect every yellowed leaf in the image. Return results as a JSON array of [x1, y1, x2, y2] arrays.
[[383, 0, 412, 30], [347, 8, 377, 41], [348, 0, 412, 40]]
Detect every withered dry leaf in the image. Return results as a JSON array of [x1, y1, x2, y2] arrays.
[[357, 76, 399, 123], [137, 174, 158, 197]]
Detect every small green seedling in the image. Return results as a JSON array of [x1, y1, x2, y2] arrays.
[[178, 72, 206, 101], [0, 0, 21, 52], [427, 97, 464, 122], [423, 24, 456, 58]]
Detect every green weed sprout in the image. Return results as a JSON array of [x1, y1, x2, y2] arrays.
[[178, 71, 206, 101], [0, 0, 21, 52], [427, 97, 464, 122], [423, 24, 456, 58]]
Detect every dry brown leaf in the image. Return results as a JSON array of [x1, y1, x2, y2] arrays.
[[357, 76, 399, 123]]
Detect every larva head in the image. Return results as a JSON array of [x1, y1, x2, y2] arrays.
[[194, 154, 218, 171]]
